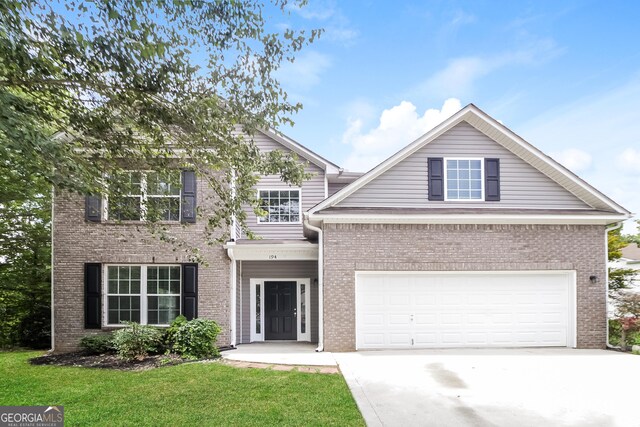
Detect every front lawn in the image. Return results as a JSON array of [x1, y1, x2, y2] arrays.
[[0, 351, 363, 426]]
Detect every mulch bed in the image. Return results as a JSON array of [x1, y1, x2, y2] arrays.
[[29, 352, 216, 371]]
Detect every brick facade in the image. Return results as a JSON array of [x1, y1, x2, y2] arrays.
[[322, 223, 607, 352], [52, 178, 230, 352]]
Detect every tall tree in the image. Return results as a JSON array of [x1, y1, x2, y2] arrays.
[[608, 226, 634, 300], [0, 176, 51, 348], [0, 0, 320, 242]]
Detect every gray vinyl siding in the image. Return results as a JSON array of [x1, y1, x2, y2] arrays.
[[241, 132, 326, 239], [328, 181, 351, 196], [237, 260, 318, 344], [338, 122, 591, 209]]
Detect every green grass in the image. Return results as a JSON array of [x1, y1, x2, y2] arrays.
[[0, 351, 364, 426]]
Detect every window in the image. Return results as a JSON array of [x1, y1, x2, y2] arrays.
[[108, 171, 181, 221], [107, 266, 141, 324], [146, 266, 181, 325], [106, 265, 181, 326], [257, 189, 301, 223], [445, 158, 483, 200]]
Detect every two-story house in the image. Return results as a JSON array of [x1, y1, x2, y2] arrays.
[[52, 104, 632, 352]]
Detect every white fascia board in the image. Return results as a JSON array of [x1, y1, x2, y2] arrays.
[[309, 104, 631, 216], [257, 128, 340, 173], [223, 242, 319, 261], [311, 213, 630, 225]]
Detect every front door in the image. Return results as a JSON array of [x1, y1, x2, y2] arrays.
[[265, 281, 297, 340]]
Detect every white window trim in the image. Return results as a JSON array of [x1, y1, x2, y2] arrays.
[[103, 264, 182, 327], [249, 278, 311, 342], [103, 171, 182, 222], [443, 157, 485, 202], [256, 188, 303, 224]]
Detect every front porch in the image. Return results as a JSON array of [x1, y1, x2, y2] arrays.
[[222, 342, 336, 366], [226, 240, 320, 347]]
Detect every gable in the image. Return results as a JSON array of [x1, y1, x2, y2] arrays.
[[336, 122, 591, 210], [240, 131, 326, 240]]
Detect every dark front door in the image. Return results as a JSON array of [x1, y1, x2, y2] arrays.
[[265, 281, 297, 340]]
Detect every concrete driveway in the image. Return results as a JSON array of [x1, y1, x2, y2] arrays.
[[334, 349, 639, 427]]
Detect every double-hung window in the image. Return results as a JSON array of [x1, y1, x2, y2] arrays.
[[106, 265, 181, 326], [444, 158, 484, 201], [108, 171, 181, 221], [257, 189, 301, 223]]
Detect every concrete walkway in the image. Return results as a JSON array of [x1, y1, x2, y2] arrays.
[[334, 348, 640, 427], [221, 342, 337, 366]]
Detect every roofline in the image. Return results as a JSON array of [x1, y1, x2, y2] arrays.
[[466, 104, 631, 215], [258, 128, 340, 173], [308, 212, 630, 226], [309, 103, 631, 215]]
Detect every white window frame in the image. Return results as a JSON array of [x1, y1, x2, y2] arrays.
[[256, 188, 302, 224], [443, 157, 485, 202], [103, 171, 182, 222], [249, 278, 311, 342], [103, 264, 182, 327]]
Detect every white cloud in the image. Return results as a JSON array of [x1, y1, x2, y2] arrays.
[[276, 51, 332, 93], [550, 148, 592, 172], [287, 1, 336, 20], [618, 148, 640, 172], [417, 38, 562, 99], [342, 98, 462, 172], [287, 1, 358, 44]]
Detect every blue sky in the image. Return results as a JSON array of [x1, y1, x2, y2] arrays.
[[271, 0, 640, 232]]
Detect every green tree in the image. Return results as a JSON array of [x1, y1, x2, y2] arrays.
[[1, 0, 320, 243], [0, 176, 51, 348], [608, 226, 635, 300]]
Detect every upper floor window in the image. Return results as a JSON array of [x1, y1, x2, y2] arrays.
[[445, 158, 484, 201], [108, 171, 181, 221], [257, 189, 301, 223]]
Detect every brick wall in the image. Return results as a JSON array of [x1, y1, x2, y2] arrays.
[[52, 178, 231, 352], [322, 223, 606, 352]]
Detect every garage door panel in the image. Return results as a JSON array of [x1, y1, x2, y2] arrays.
[[356, 272, 572, 349], [389, 314, 411, 325]]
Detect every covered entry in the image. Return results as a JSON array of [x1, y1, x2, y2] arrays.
[[355, 271, 575, 349]]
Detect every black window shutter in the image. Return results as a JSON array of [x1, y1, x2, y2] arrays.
[[84, 263, 102, 329], [181, 170, 197, 223], [427, 157, 444, 201], [85, 195, 102, 222], [182, 263, 198, 320], [485, 158, 501, 201]]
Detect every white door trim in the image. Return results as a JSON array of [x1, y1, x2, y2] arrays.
[[249, 278, 311, 342], [355, 270, 577, 349]]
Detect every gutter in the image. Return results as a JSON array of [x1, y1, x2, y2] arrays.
[[605, 222, 624, 350], [227, 244, 237, 348], [304, 215, 323, 352]]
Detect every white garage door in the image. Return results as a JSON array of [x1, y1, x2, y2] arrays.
[[356, 272, 574, 349]]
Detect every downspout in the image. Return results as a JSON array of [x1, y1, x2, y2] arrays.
[[605, 222, 624, 349], [227, 170, 237, 348], [304, 215, 324, 352], [50, 186, 55, 352], [227, 245, 237, 348]]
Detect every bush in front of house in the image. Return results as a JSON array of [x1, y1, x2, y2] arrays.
[[112, 322, 163, 361], [168, 316, 222, 360], [79, 333, 114, 355]]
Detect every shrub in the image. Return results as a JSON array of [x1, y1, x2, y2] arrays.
[[112, 322, 163, 361], [79, 334, 114, 354], [164, 315, 187, 348], [170, 318, 221, 359]]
